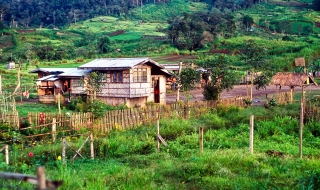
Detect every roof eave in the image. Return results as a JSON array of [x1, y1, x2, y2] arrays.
[[78, 67, 131, 70]]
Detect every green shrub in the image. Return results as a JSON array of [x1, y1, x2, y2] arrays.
[[198, 113, 226, 130], [159, 118, 194, 140], [298, 170, 320, 190], [256, 116, 298, 138], [306, 121, 320, 138]]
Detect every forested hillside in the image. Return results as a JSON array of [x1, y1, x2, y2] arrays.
[[0, 0, 258, 28], [0, 0, 319, 74]]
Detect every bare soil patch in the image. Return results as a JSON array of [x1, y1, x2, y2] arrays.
[[166, 85, 320, 105]]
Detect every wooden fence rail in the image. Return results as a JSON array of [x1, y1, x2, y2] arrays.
[[0, 166, 63, 190]]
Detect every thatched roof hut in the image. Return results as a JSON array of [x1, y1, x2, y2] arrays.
[[270, 72, 317, 103], [270, 72, 317, 87]]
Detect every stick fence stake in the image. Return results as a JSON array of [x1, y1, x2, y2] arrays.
[[62, 138, 66, 164], [90, 132, 94, 159], [299, 86, 305, 158], [156, 119, 160, 152], [199, 127, 203, 155], [249, 115, 254, 154], [52, 118, 56, 142], [5, 145, 9, 165]]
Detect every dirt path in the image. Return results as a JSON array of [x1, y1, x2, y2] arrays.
[[166, 85, 320, 105]]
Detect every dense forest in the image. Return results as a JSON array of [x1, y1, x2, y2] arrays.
[[0, 0, 261, 28]]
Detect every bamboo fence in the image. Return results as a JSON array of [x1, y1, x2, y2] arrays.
[[21, 97, 248, 138], [0, 93, 19, 127]]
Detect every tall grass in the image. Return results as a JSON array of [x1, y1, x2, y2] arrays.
[[2, 104, 320, 189]]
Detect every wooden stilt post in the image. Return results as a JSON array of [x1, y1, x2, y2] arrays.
[[156, 119, 160, 152], [199, 127, 203, 155], [62, 138, 66, 164], [249, 115, 254, 154], [5, 145, 9, 165], [36, 166, 46, 190], [90, 132, 94, 159]]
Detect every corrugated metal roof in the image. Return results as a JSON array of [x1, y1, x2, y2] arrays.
[[59, 69, 91, 77], [78, 58, 164, 70], [29, 68, 75, 73], [162, 65, 180, 70], [37, 75, 59, 81]]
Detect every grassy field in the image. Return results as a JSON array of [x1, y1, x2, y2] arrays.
[[1, 104, 320, 189]]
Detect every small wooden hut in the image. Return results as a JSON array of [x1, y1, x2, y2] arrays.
[[270, 72, 318, 103]]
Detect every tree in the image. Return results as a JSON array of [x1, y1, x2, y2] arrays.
[[243, 15, 253, 31], [82, 71, 104, 101], [313, 0, 320, 11], [97, 36, 112, 54], [196, 55, 239, 100], [241, 40, 271, 100], [167, 13, 205, 53], [179, 67, 201, 93]]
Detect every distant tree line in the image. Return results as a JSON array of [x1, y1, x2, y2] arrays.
[[0, 0, 265, 29], [0, 0, 165, 28]]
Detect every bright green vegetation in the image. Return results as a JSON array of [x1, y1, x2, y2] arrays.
[[1, 105, 320, 189], [16, 103, 59, 117]]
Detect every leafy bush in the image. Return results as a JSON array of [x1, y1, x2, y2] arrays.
[[198, 113, 226, 130], [159, 119, 195, 140], [203, 84, 220, 100], [305, 121, 320, 137], [298, 170, 320, 190], [256, 116, 298, 138]]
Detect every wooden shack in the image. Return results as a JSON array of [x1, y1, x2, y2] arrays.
[[78, 58, 172, 107], [29, 68, 88, 103]]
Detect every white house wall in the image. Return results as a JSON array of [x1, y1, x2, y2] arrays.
[[96, 66, 152, 98]]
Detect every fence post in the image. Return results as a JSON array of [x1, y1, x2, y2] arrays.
[[36, 166, 46, 190], [62, 138, 66, 164], [199, 127, 203, 155], [52, 118, 56, 142], [5, 145, 9, 165], [299, 86, 305, 158], [249, 115, 254, 154], [156, 119, 160, 152], [90, 132, 94, 159]]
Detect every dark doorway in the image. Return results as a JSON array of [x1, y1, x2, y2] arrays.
[[154, 79, 160, 103]]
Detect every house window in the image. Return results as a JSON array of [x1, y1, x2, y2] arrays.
[[133, 68, 147, 82], [112, 71, 123, 83], [72, 80, 83, 87], [99, 74, 107, 82]]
